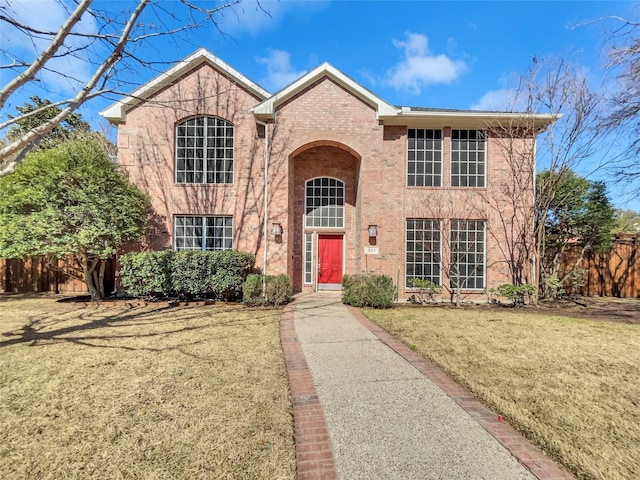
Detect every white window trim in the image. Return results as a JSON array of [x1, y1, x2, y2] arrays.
[[304, 176, 345, 229], [173, 215, 234, 251], [406, 128, 443, 187], [174, 116, 235, 185], [449, 219, 486, 290], [405, 218, 443, 289], [450, 129, 487, 188]]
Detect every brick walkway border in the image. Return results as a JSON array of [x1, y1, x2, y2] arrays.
[[348, 306, 577, 480], [281, 303, 338, 480]]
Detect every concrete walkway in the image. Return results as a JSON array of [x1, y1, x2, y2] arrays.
[[283, 292, 575, 480]]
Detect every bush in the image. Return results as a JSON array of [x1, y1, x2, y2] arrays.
[[342, 274, 395, 308], [408, 278, 442, 304], [496, 283, 536, 306], [119, 250, 173, 297], [243, 274, 292, 306], [119, 250, 255, 300]]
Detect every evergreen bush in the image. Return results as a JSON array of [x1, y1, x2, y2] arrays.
[[342, 274, 395, 308]]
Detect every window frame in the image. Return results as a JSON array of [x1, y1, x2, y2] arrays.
[[175, 116, 234, 184], [450, 129, 487, 188], [304, 177, 345, 229], [173, 215, 234, 251], [407, 128, 443, 187], [405, 218, 442, 288], [449, 219, 486, 290]]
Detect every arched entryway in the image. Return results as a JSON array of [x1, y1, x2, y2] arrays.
[[288, 142, 360, 292]]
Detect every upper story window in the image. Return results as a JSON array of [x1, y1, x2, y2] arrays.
[[407, 129, 442, 187], [175, 117, 234, 184], [305, 177, 344, 228], [451, 129, 486, 187]]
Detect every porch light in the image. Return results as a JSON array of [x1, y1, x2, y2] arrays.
[[272, 223, 283, 236], [368, 225, 378, 237]]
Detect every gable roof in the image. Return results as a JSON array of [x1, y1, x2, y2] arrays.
[[252, 62, 399, 120], [101, 49, 557, 132], [100, 48, 271, 124]]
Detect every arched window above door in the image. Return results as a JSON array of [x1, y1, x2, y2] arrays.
[[305, 177, 344, 228]]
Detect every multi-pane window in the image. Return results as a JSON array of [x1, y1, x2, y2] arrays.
[[174, 216, 233, 251], [406, 219, 441, 287], [407, 129, 442, 187], [450, 220, 485, 289], [175, 117, 234, 184], [451, 129, 486, 187], [305, 178, 344, 228], [304, 233, 313, 284]]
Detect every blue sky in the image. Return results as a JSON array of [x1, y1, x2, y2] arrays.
[[2, 0, 639, 208]]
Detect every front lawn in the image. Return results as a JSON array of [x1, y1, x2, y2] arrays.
[[0, 295, 295, 480], [364, 305, 640, 480]]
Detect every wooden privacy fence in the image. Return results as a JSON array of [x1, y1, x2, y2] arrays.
[[0, 257, 116, 295], [561, 234, 639, 298]]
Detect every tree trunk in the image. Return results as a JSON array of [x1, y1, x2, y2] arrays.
[[81, 255, 103, 301]]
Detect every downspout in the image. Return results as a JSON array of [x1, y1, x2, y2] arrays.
[[256, 118, 269, 297]]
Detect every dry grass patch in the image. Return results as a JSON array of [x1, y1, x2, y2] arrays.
[[0, 295, 294, 480], [364, 305, 640, 480]]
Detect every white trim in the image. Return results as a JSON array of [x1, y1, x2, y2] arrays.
[[252, 62, 398, 120], [101, 48, 270, 124]]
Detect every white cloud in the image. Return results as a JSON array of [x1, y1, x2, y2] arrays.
[[470, 89, 514, 111], [256, 49, 307, 92], [385, 32, 467, 94], [0, 0, 97, 95]]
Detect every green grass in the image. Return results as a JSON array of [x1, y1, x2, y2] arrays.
[[364, 305, 640, 480], [0, 295, 295, 480]]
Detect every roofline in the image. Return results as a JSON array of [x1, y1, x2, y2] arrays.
[[380, 109, 560, 131], [100, 48, 271, 124], [252, 62, 399, 120]]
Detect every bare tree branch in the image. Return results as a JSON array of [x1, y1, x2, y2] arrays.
[[0, 0, 92, 109]]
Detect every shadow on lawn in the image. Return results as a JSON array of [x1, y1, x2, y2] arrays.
[[0, 301, 282, 350]]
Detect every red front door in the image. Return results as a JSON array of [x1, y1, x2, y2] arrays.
[[318, 235, 343, 285]]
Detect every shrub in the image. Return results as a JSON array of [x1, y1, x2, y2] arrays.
[[342, 274, 395, 308], [496, 283, 536, 306], [119, 250, 173, 298], [408, 278, 442, 304], [119, 250, 255, 300], [243, 274, 292, 306]]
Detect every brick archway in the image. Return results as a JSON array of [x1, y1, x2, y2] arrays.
[[288, 143, 361, 292]]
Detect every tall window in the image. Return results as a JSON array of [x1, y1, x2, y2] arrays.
[[450, 220, 485, 289], [305, 178, 344, 228], [175, 117, 234, 184], [407, 129, 442, 186], [406, 219, 441, 287], [451, 129, 486, 187], [174, 216, 233, 250], [304, 232, 313, 284]]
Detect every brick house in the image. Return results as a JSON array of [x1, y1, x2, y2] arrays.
[[101, 48, 554, 298]]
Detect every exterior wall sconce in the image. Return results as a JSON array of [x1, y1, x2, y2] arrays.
[[272, 223, 283, 236], [368, 225, 378, 237]]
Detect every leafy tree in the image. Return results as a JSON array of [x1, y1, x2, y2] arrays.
[[6, 96, 90, 151], [612, 209, 640, 234], [0, 138, 149, 300], [537, 169, 616, 297]]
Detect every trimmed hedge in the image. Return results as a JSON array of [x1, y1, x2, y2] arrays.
[[243, 274, 292, 306], [341, 274, 395, 308], [119, 250, 255, 301]]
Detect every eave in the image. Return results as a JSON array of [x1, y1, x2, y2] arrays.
[[100, 48, 271, 124]]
